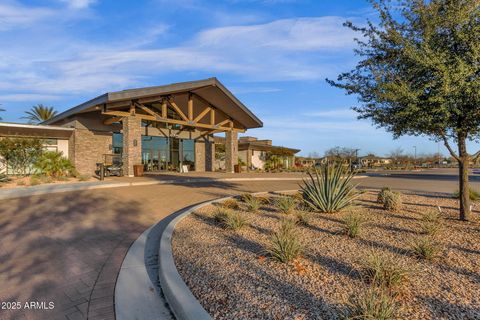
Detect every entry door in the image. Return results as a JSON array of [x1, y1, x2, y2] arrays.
[[169, 138, 180, 171]]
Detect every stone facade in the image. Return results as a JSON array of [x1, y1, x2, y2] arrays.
[[70, 127, 112, 175], [122, 116, 142, 177], [225, 131, 238, 173], [194, 137, 215, 172]]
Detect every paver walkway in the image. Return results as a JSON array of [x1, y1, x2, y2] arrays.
[[0, 178, 301, 320]]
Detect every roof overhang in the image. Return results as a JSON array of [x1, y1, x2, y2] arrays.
[[44, 78, 263, 129], [0, 122, 74, 139]]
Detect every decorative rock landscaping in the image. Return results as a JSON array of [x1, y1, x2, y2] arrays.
[[172, 191, 480, 319]]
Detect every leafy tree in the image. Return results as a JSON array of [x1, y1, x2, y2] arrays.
[[327, 0, 480, 220], [0, 138, 43, 175], [22, 104, 58, 124]]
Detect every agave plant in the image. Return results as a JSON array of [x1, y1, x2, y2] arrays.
[[300, 164, 359, 213]]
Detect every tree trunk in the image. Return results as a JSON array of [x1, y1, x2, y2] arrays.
[[458, 137, 471, 221]]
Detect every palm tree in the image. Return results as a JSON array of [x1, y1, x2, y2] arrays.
[[23, 104, 58, 124]]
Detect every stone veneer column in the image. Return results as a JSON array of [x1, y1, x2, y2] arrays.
[[122, 116, 142, 177], [225, 131, 238, 173], [194, 140, 206, 172]]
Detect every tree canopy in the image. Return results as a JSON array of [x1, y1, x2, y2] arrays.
[[327, 0, 480, 220]]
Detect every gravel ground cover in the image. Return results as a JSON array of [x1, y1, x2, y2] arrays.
[[172, 191, 480, 319]]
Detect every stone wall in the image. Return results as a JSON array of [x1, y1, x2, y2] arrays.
[[71, 128, 112, 175], [195, 137, 214, 172], [225, 131, 238, 173], [122, 116, 142, 177]]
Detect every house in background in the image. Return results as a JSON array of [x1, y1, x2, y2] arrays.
[[359, 155, 392, 168], [215, 136, 300, 171]]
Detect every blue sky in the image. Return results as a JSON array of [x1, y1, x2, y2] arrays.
[[0, 0, 453, 157]]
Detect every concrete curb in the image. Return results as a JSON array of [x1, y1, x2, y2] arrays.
[[157, 190, 298, 320]]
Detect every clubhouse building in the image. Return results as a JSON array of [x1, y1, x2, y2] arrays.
[[1, 78, 263, 176]]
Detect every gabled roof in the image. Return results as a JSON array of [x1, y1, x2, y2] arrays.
[[44, 78, 263, 129]]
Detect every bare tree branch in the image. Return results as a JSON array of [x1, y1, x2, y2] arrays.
[[441, 135, 460, 162], [472, 150, 480, 162]]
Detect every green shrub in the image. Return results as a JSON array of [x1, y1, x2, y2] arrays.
[[382, 191, 402, 211], [56, 175, 69, 181], [243, 195, 261, 213], [377, 187, 391, 204], [266, 218, 302, 263], [360, 251, 410, 289], [452, 188, 480, 201], [16, 179, 26, 186], [300, 164, 359, 213], [342, 211, 365, 238], [275, 196, 297, 214], [221, 198, 239, 209], [346, 287, 400, 320], [213, 208, 247, 230], [409, 236, 441, 260], [34, 151, 75, 177], [295, 210, 310, 225], [0, 137, 43, 175], [420, 210, 443, 236]]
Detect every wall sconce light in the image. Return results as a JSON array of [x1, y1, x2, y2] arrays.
[[133, 139, 138, 147]]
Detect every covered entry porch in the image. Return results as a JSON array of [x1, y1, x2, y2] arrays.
[[44, 78, 263, 176]]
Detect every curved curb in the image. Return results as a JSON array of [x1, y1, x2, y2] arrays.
[[157, 190, 298, 320]]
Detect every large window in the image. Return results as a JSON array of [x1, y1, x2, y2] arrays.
[[112, 133, 123, 154], [182, 139, 195, 171]]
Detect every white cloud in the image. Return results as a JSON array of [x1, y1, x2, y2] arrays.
[[0, 1, 54, 30], [0, 94, 61, 102], [59, 0, 97, 9]]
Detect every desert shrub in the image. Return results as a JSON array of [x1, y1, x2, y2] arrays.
[[266, 218, 302, 263], [410, 236, 441, 260], [213, 208, 247, 230], [295, 210, 310, 225], [275, 196, 297, 214], [360, 251, 410, 289], [377, 187, 391, 203], [420, 210, 443, 236], [342, 211, 365, 238], [345, 287, 400, 320], [300, 164, 359, 213], [56, 175, 69, 181], [382, 191, 402, 211], [452, 188, 480, 201], [16, 179, 26, 186], [244, 195, 261, 213], [221, 198, 239, 209], [34, 151, 75, 177]]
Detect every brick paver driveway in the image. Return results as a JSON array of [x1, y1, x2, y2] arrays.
[[0, 179, 301, 320]]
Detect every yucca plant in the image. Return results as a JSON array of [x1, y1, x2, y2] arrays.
[[420, 210, 443, 236], [300, 164, 359, 213], [409, 236, 441, 260]]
